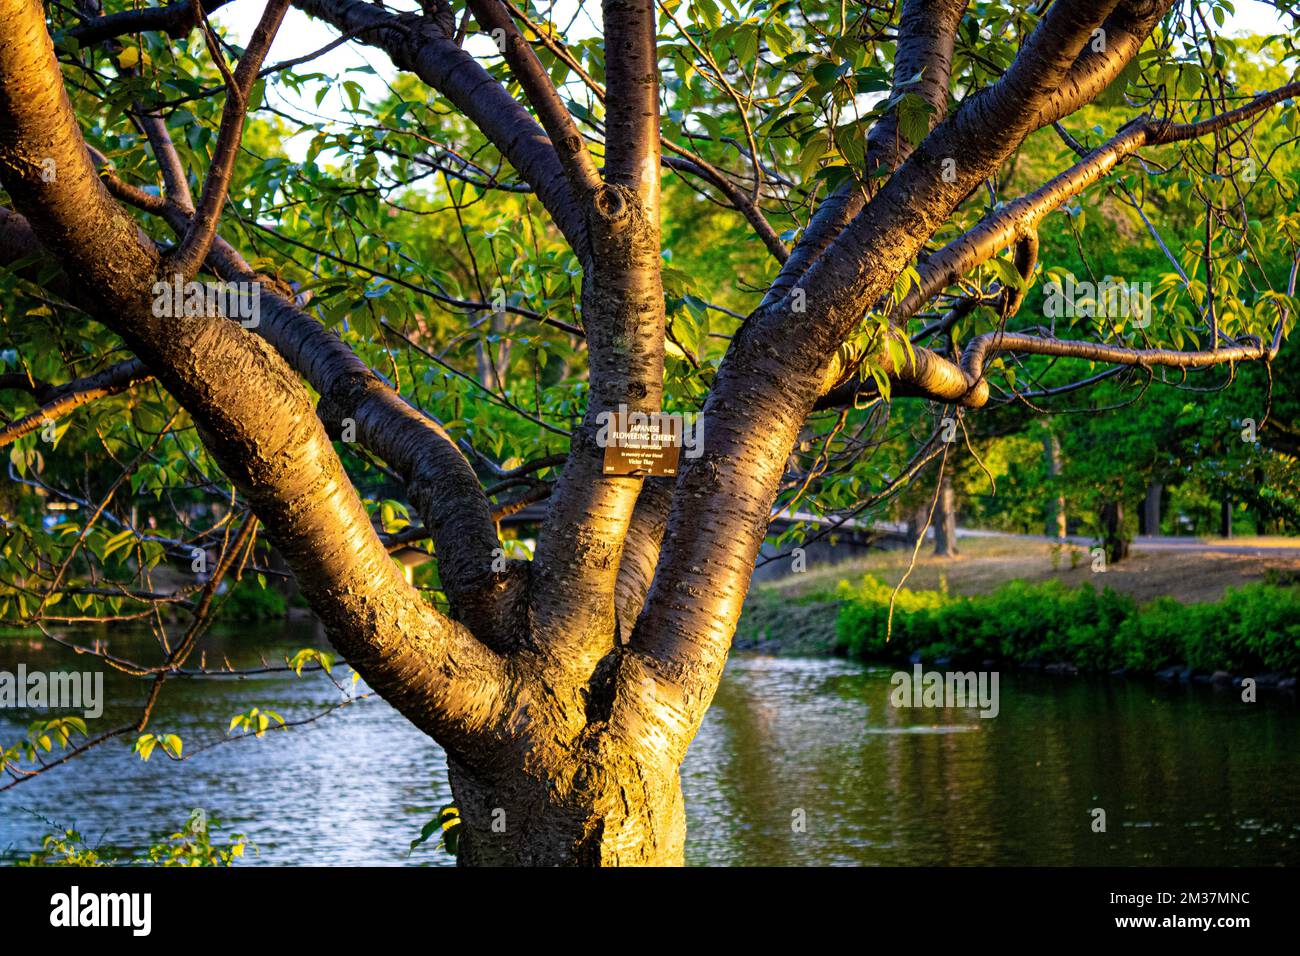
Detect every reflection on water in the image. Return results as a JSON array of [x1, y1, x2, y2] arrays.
[[2, 625, 1298, 866], [685, 656, 1300, 866]]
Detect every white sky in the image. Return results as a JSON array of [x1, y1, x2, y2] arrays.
[[210, 0, 1294, 160], [212, 1, 589, 159]]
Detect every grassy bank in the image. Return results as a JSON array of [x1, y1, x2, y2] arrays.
[[836, 576, 1300, 677], [733, 535, 1300, 677], [753, 535, 1300, 604]]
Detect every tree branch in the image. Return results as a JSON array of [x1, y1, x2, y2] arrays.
[[893, 82, 1300, 328], [1032, 0, 1175, 129], [601, 0, 662, 201], [525, 0, 667, 677], [613, 477, 673, 647], [166, 0, 290, 279], [623, 0, 1126, 750], [763, 0, 969, 307], [65, 0, 234, 46], [505, 0, 788, 260], [0, 358, 149, 448], [464, 0, 601, 197], [86, 150, 516, 645], [887, 331, 1278, 409]]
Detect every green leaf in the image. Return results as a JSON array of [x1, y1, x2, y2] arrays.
[[895, 92, 933, 147], [694, 0, 721, 30]]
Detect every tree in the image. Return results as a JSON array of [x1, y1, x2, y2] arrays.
[[1, 0, 1297, 865], [933, 473, 959, 557]]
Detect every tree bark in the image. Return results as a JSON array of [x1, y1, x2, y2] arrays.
[[1141, 482, 1162, 536], [447, 750, 686, 866], [933, 475, 959, 558], [1043, 427, 1067, 539], [1099, 500, 1129, 562]]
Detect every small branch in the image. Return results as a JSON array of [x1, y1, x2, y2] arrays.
[[464, 0, 601, 197], [886, 332, 1278, 409], [0, 359, 150, 448], [893, 82, 1300, 329], [65, 0, 234, 46], [505, 0, 787, 260], [166, 0, 291, 279]]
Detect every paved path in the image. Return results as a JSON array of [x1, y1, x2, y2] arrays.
[[953, 527, 1300, 558]]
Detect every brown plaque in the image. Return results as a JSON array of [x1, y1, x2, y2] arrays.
[[601, 411, 684, 477]]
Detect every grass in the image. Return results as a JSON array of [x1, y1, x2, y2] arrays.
[[734, 533, 1300, 660]]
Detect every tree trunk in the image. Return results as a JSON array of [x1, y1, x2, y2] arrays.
[[1099, 500, 1129, 562], [1042, 427, 1066, 539], [907, 502, 928, 546], [1220, 496, 1233, 538], [1140, 482, 1161, 536], [448, 755, 686, 866], [933, 474, 959, 557]]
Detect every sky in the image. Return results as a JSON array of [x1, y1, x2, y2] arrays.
[[209, 0, 1295, 160], [212, 0, 589, 158]]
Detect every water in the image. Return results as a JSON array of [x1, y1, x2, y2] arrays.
[[2, 623, 1297, 865]]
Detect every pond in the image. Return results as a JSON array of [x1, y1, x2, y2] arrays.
[[2, 621, 1298, 865]]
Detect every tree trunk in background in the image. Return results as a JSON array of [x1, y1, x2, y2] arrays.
[[907, 502, 929, 546], [475, 309, 510, 391], [1099, 500, 1128, 563], [1043, 427, 1066, 539], [1220, 496, 1233, 538], [1140, 482, 1162, 536], [934, 475, 959, 558]]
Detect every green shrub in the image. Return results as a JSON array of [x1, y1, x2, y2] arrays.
[[835, 575, 1299, 675], [221, 581, 288, 621]]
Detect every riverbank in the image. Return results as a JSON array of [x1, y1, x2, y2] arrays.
[[734, 534, 1300, 679]]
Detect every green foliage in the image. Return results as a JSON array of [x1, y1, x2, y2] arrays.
[[227, 706, 285, 739], [837, 575, 1300, 674], [15, 809, 249, 867], [133, 732, 183, 761], [0, 717, 89, 777], [221, 581, 288, 621], [287, 647, 335, 675], [410, 803, 461, 858]]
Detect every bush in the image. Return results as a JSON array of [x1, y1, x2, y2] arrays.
[[835, 575, 1300, 676], [221, 581, 288, 621]]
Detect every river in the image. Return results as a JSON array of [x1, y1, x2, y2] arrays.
[[2, 621, 1297, 865]]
